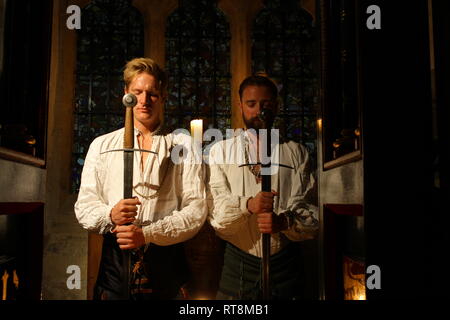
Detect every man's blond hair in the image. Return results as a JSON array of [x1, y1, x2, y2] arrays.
[[123, 57, 167, 97]]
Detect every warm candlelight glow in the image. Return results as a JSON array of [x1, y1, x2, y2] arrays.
[[343, 256, 366, 301], [317, 118, 322, 131], [190, 119, 203, 144]]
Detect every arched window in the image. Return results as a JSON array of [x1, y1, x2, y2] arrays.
[[252, 0, 318, 156], [165, 0, 231, 133], [72, 0, 144, 192]]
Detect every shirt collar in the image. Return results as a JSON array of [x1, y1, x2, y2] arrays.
[[133, 124, 163, 137]]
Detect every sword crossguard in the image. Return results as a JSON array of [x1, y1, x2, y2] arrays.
[[239, 163, 294, 170], [100, 148, 157, 155]]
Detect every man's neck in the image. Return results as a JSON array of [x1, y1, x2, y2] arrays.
[[245, 128, 260, 144], [245, 129, 261, 164], [134, 120, 160, 138]]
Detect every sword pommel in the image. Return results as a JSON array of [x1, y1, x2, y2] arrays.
[[123, 93, 137, 149], [122, 93, 137, 108]]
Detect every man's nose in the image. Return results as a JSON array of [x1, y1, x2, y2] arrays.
[[140, 92, 151, 105], [255, 102, 263, 115]]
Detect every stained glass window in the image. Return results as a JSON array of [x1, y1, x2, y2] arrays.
[[252, 0, 318, 157], [165, 0, 231, 133], [72, 0, 144, 192]]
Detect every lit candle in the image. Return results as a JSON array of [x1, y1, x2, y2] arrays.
[[190, 119, 203, 144]]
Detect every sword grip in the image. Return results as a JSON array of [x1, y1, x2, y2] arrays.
[[124, 107, 134, 149]]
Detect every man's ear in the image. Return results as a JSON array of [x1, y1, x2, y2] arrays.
[[124, 86, 128, 94]]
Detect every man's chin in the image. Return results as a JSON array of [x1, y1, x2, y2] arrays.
[[244, 121, 264, 131], [135, 115, 160, 128], [136, 109, 152, 116]]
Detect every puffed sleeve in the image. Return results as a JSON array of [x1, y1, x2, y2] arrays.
[[279, 144, 319, 241], [207, 142, 252, 238], [142, 134, 208, 245], [74, 137, 115, 234]]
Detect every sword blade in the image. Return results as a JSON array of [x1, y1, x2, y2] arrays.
[[261, 132, 271, 300], [262, 233, 270, 299], [122, 150, 133, 300]]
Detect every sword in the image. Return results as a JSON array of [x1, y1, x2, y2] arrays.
[[117, 93, 155, 299], [122, 93, 135, 299], [259, 107, 274, 300]]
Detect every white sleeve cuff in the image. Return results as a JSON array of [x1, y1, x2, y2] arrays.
[[239, 196, 252, 215], [142, 225, 154, 244], [105, 205, 116, 233]]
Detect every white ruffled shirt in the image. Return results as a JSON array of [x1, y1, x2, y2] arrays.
[[74, 127, 207, 246], [207, 130, 318, 257]]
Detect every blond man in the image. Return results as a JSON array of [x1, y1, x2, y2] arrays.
[[75, 58, 207, 300]]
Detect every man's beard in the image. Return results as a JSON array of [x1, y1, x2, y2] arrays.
[[243, 114, 264, 131]]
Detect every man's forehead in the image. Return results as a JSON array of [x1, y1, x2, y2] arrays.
[[242, 85, 275, 99], [129, 73, 159, 89]]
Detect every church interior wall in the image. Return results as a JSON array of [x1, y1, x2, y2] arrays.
[[40, 0, 90, 300]]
